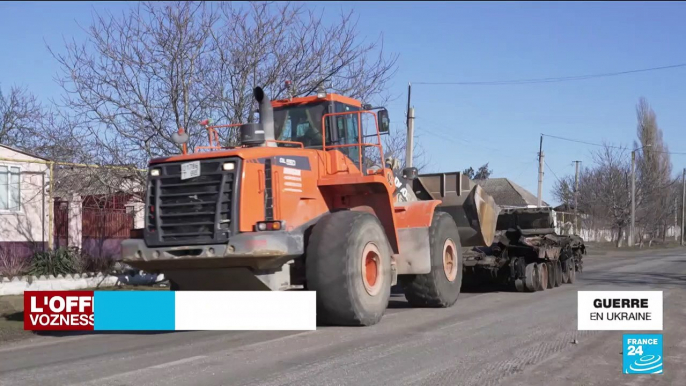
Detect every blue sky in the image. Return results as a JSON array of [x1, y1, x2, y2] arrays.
[[1, 1, 685, 205]]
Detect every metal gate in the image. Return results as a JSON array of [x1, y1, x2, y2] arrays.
[[54, 201, 69, 249], [82, 207, 133, 258]]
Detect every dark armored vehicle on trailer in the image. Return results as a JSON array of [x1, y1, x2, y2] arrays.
[[462, 206, 586, 291]]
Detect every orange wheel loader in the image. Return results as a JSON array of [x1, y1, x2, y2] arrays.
[[121, 86, 499, 326]]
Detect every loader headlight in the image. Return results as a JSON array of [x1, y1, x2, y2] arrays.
[[150, 169, 160, 177], [222, 162, 235, 171]]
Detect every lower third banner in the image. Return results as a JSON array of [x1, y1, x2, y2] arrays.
[[24, 291, 316, 331]]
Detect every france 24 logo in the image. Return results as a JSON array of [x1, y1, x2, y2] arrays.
[[623, 334, 663, 374]]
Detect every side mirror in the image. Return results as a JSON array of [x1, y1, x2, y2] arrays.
[[377, 109, 390, 134], [402, 167, 418, 180]]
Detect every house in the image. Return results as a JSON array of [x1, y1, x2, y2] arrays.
[[0, 144, 146, 260], [52, 166, 145, 259], [474, 178, 549, 209], [0, 144, 51, 258]]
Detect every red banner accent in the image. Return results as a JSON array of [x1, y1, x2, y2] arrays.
[[24, 291, 95, 331]]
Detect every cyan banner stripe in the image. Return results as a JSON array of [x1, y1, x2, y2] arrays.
[[94, 291, 175, 330]]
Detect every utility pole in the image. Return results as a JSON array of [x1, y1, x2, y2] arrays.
[[675, 197, 679, 241], [628, 150, 636, 247], [406, 83, 412, 133], [682, 168, 685, 246], [537, 135, 544, 207], [406, 107, 415, 168], [573, 161, 581, 235]]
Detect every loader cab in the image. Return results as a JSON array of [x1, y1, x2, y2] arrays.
[[272, 95, 368, 166]]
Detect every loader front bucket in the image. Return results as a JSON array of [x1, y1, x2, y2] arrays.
[[413, 172, 500, 247]]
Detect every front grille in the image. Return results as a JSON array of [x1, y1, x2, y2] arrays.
[[144, 157, 240, 247]]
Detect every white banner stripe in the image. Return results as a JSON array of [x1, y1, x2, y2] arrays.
[[283, 176, 301, 181], [284, 182, 302, 188], [174, 292, 316, 330], [283, 188, 302, 193]]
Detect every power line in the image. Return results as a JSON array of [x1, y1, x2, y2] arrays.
[[513, 159, 538, 182], [414, 126, 461, 145], [542, 133, 686, 155], [542, 134, 621, 149], [545, 161, 564, 185], [414, 116, 538, 154], [413, 62, 686, 86]]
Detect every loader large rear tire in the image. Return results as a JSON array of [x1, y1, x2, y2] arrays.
[[306, 211, 392, 326], [400, 212, 463, 308]]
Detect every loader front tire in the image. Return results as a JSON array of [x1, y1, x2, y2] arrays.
[[306, 211, 392, 326], [400, 211, 463, 308]]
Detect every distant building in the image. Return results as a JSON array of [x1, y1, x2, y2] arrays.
[[474, 178, 549, 209]]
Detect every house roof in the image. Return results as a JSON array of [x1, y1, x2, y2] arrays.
[[474, 178, 549, 208], [0, 144, 51, 161], [52, 166, 145, 199]]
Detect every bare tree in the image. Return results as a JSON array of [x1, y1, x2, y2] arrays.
[[552, 174, 575, 207], [571, 144, 632, 247], [51, 1, 398, 168], [0, 86, 44, 147], [51, 1, 219, 171], [209, 2, 397, 145]]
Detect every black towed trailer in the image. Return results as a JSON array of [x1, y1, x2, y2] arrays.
[[462, 207, 586, 292]]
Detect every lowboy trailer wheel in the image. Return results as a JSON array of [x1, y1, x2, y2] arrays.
[[524, 263, 537, 292], [567, 259, 576, 284], [514, 278, 525, 292], [546, 262, 555, 289], [561, 260, 570, 284], [306, 211, 392, 326], [535, 263, 548, 291], [553, 260, 562, 287]]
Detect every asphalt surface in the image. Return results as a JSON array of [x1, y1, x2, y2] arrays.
[[0, 249, 684, 386]]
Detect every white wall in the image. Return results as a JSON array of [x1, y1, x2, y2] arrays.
[[0, 147, 50, 245]]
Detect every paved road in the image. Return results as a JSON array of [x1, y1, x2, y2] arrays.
[[0, 249, 684, 386]]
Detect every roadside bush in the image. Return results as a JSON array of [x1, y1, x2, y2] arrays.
[[26, 248, 116, 277], [27, 247, 83, 277], [0, 246, 29, 278]]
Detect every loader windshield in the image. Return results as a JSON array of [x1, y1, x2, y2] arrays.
[[273, 101, 361, 166], [274, 102, 327, 148]]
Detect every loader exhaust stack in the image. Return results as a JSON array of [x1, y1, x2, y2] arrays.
[[253, 87, 276, 147]]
